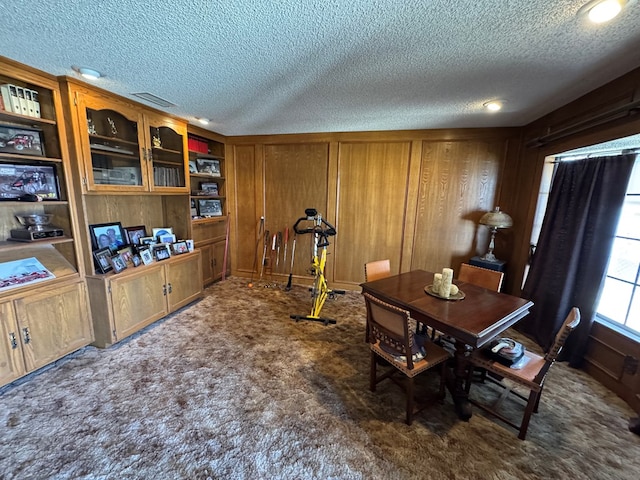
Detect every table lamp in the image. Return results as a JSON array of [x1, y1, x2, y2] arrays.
[[479, 206, 513, 262]]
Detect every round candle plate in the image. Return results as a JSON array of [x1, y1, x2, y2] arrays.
[[424, 285, 465, 301]]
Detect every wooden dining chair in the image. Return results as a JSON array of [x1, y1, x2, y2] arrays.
[[364, 292, 451, 425], [465, 307, 580, 440], [363, 259, 392, 342], [364, 259, 391, 282], [458, 263, 504, 291]]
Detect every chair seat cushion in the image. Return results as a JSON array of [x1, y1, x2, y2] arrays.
[[372, 338, 450, 378], [471, 349, 546, 386]]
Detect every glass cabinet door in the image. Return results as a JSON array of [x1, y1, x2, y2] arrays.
[[78, 95, 147, 191], [147, 116, 188, 191]]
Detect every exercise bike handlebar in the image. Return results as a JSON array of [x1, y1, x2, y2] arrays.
[[292, 211, 336, 248]]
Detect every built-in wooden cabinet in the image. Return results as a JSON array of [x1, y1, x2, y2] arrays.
[[86, 250, 201, 348], [0, 56, 93, 388], [58, 78, 202, 347], [62, 80, 188, 194], [187, 127, 229, 285]]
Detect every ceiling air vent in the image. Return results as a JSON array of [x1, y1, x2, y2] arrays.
[[131, 92, 176, 108]]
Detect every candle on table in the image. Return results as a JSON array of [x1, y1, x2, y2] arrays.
[[433, 273, 442, 294], [441, 268, 454, 298]]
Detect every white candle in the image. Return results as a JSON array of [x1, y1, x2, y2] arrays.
[[441, 268, 454, 298], [433, 273, 442, 294]]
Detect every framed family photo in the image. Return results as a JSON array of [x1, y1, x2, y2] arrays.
[[89, 222, 126, 251], [92, 247, 113, 274], [198, 199, 222, 217], [124, 225, 147, 245]]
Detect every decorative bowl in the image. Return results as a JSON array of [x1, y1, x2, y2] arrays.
[[15, 213, 54, 230]]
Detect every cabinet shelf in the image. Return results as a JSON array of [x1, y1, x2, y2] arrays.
[[89, 133, 138, 147], [189, 172, 223, 180], [1, 237, 74, 250], [190, 152, 224, 160], [90, 143, 137, 156], [0, 110, 56, 126], [0, 153, 63, 163], [152, 146, 182, 155]]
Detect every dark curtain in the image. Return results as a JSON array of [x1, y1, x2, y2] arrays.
[[518, 154, 635, 367]]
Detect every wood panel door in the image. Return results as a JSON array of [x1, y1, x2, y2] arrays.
[[335, 141, 412, 283], [15, 281, 93, 372], [110, 264, 167, 339], [0, 301, 25, 386], [412, 140, 505, 273], [165, 252, 202, 311]]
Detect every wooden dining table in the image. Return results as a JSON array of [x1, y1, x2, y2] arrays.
[[360, 269, 533, 420]]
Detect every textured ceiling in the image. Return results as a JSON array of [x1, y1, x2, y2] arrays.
[[2, 0, 640, 136]]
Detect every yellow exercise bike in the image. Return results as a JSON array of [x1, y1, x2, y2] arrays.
[[290, 208, 344, 325]]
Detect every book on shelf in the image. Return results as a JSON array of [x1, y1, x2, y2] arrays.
[[15, 86, 29, 116], [24, 89, 36, 117], [1, 84, 21, 114], [30, 89, 41, 117]]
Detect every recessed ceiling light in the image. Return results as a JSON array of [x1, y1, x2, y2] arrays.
[[197, 118, 210, 125], [72, 66, 102, 80], [483, 101, 502, 112], [579, 0, 630, 23]]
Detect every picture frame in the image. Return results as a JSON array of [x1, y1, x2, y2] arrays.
[[0, 125, 45, 156], [152, 243, 171, 261], [123, 225, 147, 245], [89, 222, 126, 251], [172, 241, 189, 254], [140, 236, 157, 246], [158, 233, 177, 244], [190, 198, 198, 217], [196, 158, 221, 177], [200, 182, 218, 196], [186, 239, 194, 252], [92, 247, 113, 274], [188, 160, 197, 173], [109, 253, 127, 273], [131, 254, 142, 267], [117, 245, 134, 265], [198, 199, 223, 217], [0, 163, 59, 200], [140, 248, 154, 265], [152, 227, 173, 239]]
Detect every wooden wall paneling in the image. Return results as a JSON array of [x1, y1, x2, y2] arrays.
[[334, 141, 411, 285], [232, 144, 260, 274], [162, 195, 190, 240], [400, 140, 425, 273], [412, 140, 504, 274], [264, 143, 330, 281], [83, 195, 166, 237]]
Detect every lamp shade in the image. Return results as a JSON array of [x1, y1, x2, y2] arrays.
[[479, 207, 513, 229]]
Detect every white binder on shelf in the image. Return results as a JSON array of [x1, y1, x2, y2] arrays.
[[24, 89, 36, 117], [15, 86, 29, 116], [2, 84, 21, 113], [29, 89, 41, 118]]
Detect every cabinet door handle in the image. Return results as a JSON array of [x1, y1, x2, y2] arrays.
[[162, 284, 167, 296], [22, 327, 31, 344], [167, 283, 172, 294], [9, 332, 18, 349]]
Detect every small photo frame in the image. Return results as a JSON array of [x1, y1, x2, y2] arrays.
[[153, 244, 171, 261], [158, 233, 177, 244], [140, 236, 157, 246], [123, 225, 147, 245], [152, 227, 173, 239], [172, 241, 189, 254], [89, 222, 126, 251], [198, 199, 223, 217], [93, 247, 113, 274], [0, 125, 45, 156], [140, 248, 153, 265], [132, 254, 142, 267], [196, 158, 221, 177], [186, 239, 194, 252], [109, 254, 127, 273], [200, 182, 219, 196], [188, 160, 197, 173], [117, 246, 134, 265]]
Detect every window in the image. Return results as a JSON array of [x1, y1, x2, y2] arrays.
[[596, 158, 640, 335]]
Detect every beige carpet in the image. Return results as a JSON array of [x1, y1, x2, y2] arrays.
[[1, 277, 638, 479]]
